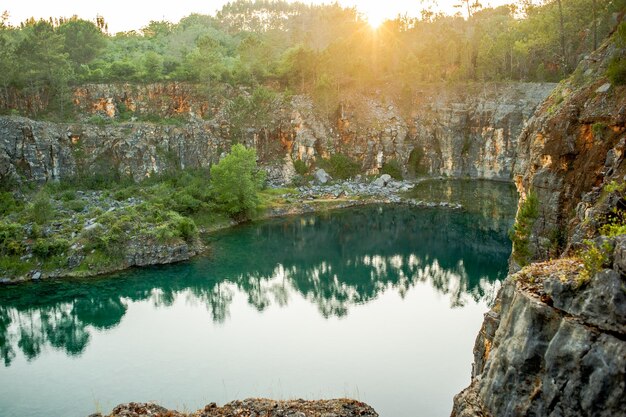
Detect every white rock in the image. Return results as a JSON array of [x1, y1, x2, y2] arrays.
[[314, 169, 332, 184]]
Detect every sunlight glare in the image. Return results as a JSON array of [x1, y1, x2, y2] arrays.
[[367, 13, 385, 30], [361, 3, 388, 30]]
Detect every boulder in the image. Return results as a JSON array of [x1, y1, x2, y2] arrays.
[[314, 169, 332, 184], [372, 174, 391, 187]]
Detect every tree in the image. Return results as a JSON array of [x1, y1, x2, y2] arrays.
[[0, 16, 16, 105], [210, 144, 266, 220], [143, 51, 163, 81], [15, 20, 73, 115], [58, 18, 106, 70]]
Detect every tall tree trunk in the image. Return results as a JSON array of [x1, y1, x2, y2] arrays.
[[557, 0, 566, 70]]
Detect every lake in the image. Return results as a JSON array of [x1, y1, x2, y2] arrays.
[[0, 180, 518, 417]]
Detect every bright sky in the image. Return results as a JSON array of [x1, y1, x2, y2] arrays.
[[2, 0, 512, 33]]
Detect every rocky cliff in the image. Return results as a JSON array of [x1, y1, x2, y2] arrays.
[[452, 26, 626, 417], [0, 82, 553, 186], [451, 255, 626, 417], [512, 38, 626, 264]]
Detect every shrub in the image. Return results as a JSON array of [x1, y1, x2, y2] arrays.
[[0, 192, 21, 215], [65, 200, 86, 212], [380, 159, 403, 180], [293, 159, 308, 176], [30, 194, 54, 224], [170, 191, 204, 215], [319, 153, 360, 180], [175, 216, 197, 242], [579, 239, 611, 286], [32, 238, 70, 258], [592, 122, 608, 139], [408, 147, 427, 176], [607, 56, 626, 86], [59, 190, 77, 202], [0, 222, 25, 256], [509, 191, 539, 266], [210, 144, 266, 220]]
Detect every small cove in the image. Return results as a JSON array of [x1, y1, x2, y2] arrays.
[[0, 180, 518, 417]]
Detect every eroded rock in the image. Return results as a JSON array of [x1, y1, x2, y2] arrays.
[[98, 399, 378, 417]]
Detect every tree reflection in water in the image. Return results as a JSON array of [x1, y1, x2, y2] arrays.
[[0, 182, 517, 366]]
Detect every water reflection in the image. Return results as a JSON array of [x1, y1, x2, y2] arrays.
[[0, 182, 516, 366]]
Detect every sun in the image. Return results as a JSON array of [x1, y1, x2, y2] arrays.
[[360, 3, 388, 30], [367, 14, 386, 30]]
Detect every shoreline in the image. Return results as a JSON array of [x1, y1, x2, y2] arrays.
[[0, 177, 501, 286]]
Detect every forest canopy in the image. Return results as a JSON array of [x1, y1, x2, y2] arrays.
[[0, 0, 624, 113]]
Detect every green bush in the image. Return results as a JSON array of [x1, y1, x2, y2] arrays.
[[408, 147, 427, 176], [0, 192, 21, 215], [0, 222, 25, 256], [30, 194, 54, 225], [579, 239, 611, 286], [380, 159, 403, 180], [170, 191, 204, 215], [293, 159, 308, 176], [65, 200, 87, 212], [59, 190, 77, 202], [607, 56, 626, 86], [319, 153, 360, 180], [113, 186, 139, 201], [174, 216, 197, 242], [210, 144, 265, 220], [32, 238, 70, 258], [509, 191, 539, 266]]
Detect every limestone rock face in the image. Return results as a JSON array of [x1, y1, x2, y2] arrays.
[[452, 30, 626, 417], [410, 83, 554, 180], [451, 258, 626, 417], [0, 83, 553, 187], [125, 240, 196, 268], [512, 36, 626, 263]]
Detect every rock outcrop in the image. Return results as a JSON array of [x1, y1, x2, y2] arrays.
[[512, 36, 626, 263], [451, 258, 626, 417], [0, 82, 553, 187], [93, 399, 378, 417], [452, 26, 626, 417]]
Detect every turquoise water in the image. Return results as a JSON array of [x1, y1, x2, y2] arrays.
[[0, 180, 517, 417]]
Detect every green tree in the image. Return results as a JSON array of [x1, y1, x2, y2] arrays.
[[15, 20, 73, 116], [58, 18, 106, 70], [210, 144, 266, 220], [0, 16, 16, 106], [143, 51, 163, 81]]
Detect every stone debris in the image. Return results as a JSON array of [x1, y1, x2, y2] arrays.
[[94, 399, 378, 417]]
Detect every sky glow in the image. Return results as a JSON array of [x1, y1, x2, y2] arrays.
[[2, 0, 512, 33]]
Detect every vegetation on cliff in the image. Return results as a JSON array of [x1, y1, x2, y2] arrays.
[[0, 145, 271, 280], [509, 191, 539, 267]]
